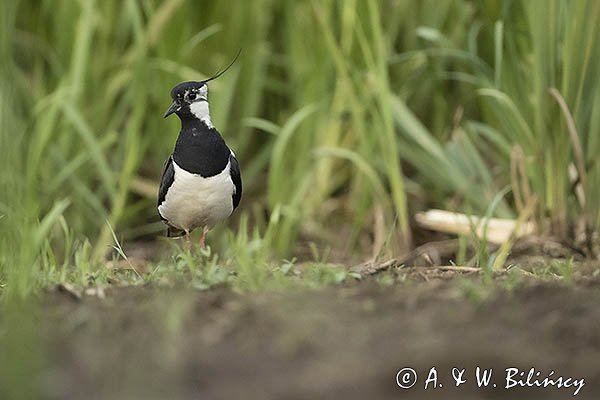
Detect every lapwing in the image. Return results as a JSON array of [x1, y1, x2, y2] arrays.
[[158, 54, 242, 247]]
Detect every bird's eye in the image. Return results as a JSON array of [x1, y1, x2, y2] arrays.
[[187, 93, 197, 101]]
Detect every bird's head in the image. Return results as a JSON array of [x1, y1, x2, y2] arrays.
[[163, 50, 241, 120], [163, 81, 209, 119]]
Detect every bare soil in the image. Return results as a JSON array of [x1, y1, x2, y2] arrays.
[[39, 267, 600, 400]]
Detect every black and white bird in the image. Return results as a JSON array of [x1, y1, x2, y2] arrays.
[[158, 56, 242, 247]]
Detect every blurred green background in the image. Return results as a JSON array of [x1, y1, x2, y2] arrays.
[[1, 0, 600, 297]]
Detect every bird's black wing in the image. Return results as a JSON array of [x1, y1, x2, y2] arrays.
[[158, 155, 175, 210], [229, 153, 242, 210], [157, 156, 185, 237]]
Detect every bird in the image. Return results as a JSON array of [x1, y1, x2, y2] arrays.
[[157, 54, 242, 248]]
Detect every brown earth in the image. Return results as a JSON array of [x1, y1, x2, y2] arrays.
[[36, 266, 600, 400]]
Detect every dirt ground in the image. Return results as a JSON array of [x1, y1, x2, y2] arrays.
[[36, 265, 600, 400]]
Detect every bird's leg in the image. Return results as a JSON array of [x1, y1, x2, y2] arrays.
[[184, 229, 191, 251], [199, 226, 209, 248]]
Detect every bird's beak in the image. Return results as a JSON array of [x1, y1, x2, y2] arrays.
[[163, 101, 180, 118]]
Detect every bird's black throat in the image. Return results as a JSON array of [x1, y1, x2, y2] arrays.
[[172, 118, 231, 177]]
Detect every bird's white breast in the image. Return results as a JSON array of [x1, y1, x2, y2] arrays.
[[158, 159, 235, 231]]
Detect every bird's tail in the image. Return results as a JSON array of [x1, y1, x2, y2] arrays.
[[167, 227, 186, 237]]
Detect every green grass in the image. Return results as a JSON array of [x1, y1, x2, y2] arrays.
[[1, 0, 599, 298]]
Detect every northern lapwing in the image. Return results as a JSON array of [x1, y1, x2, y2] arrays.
[[158, 54, 242, 247]]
